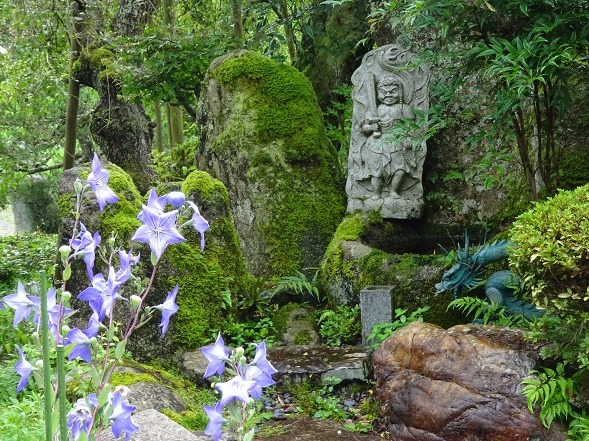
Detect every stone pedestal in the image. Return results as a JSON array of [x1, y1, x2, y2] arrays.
[[360, 285, 396, 346]]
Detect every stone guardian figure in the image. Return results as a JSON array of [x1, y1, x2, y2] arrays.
[[346, 44, 430, 219]]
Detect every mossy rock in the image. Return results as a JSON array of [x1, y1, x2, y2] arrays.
[[135, 170, 250, 356], [320, 212, 467, 328], [273, 303, 320, 346], [196, 50, 346, 279]]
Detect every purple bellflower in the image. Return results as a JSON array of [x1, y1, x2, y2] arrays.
[[67, 394, 98, 441], [115, 249, 140, 286], [109, 391, 139, 441], [15, 345, 33, 392], [153, 285, 179, 336], [65, 328, 93, 363], [204, 402, 224, 441], [71, 223, 101, 281], [78, 266, 121, 321], [243, 365, 275, 400], [29, 287, 73, 341], [202, 332, 231, 378], [3, 281, 36, 327], [165, 191, 186, 208], [87, 153, 118, 211], [215, 376, 256, 406], [250, 341, 278, 377], [187, 201, 210, 250], [131, 205, 185, 259]]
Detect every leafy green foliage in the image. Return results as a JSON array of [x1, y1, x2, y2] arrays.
[[0, 233, 57, 294], [0, 309, 31, 359], [447, 296, 530, 328], [521, 363, 575, 428], [367, 306, 430, 348], [152, 139, 197, 182], [568, 410, 589, 440], [525, 312, 589, 372], [210, 317, 277, 356], [257, 270, 322, 306], [317, 305, 360, 346], [0, 392, 46, 440], [509, 184, 589, 311]]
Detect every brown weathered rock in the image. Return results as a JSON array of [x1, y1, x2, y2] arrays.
[[373, 321, 564, 440]]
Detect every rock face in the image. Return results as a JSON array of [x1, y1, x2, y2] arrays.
[[373, 321, 564, 441], [196, 50, 345, 278]]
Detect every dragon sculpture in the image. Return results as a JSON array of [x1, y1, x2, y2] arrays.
[[435, 233, 543, 319]]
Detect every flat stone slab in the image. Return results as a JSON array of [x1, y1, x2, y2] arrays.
[[101, 409, 202, 441], [257, 416, 382, 441], [267, 345, 371, 384]]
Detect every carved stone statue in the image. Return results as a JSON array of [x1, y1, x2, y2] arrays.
[[346, 44, 430, 219]]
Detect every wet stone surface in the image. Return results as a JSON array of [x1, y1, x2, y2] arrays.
[[267, 345, 371, 385]]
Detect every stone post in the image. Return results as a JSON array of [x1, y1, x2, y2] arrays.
[[360, 285, 396, 347]]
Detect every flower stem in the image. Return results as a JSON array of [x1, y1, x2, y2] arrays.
[[56, 344, 68, 441], [39, 273, 53, 441]]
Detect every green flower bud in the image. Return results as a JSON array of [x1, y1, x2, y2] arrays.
[[35, 359, 44, 369], [61, 291, 71, 302], [239, 355, 247, 366], [74, 178, 84, 195], [235, 346, 245, 359], [130, 295, 142, 310], [59, 245, 71, 263], [61, 324, 71, 335]]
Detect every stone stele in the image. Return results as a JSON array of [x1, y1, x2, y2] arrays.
[[346, 44, 430, 219]]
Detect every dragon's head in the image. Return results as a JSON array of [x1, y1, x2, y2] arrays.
[[435, 233, 484, 298]]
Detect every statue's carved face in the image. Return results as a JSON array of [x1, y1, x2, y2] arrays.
[[377, 81, 401, 105]]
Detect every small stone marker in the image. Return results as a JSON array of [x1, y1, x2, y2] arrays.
[[360, 285, 396, 346]]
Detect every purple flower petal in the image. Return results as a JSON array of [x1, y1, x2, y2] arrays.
[[250, 341, 278, 377], [87, 153, 118, 211], [187, 201, 210, 250], [215, 376, 255, 406], [166, 191, 186, 208], [201, 333, 230, 378], [154, 285, 179, 336], [204, 402, 224, 441], [66, 328, 93, 363], [15, 345, 33, 392], [109, 391, 139, 440], [3, 281, 36, 327], [131, 205, 185, 259]]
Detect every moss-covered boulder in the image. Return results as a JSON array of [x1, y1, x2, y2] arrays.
[[196, 50, 346, 278], [134, 171, 250, 358], [58, 165, 248, 361], [320, 213, 466, 329]]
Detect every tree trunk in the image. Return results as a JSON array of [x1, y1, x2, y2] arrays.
[[163, 0, 184, 148], [154, 100, 164, 152], [76, 0, 158, 193], [63, 1, 84, 170]]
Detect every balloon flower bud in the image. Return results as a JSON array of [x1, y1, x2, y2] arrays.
[[61, 291, 71, 302], [130, 295, 142, 310], [59, 245, 71, 263]]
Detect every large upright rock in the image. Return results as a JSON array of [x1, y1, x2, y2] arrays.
[[196, 50, 346, 277], [373, 321, 564, 440]]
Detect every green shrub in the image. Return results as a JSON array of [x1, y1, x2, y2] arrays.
[[509, 184, 589, 311], [367, 306, 430, 349], [317, 305, 360, 346], [0, 233, 57, 294]]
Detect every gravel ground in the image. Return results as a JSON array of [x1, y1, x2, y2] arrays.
[[0, 205, 15, 236]]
